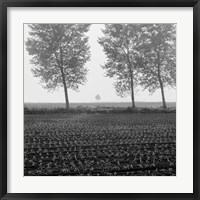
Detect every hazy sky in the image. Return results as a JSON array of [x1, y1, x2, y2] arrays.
[[24, 24, 176, 103]]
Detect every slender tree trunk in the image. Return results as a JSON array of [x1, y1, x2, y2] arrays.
[[159, 81, 167, 109], [127, 53, 136, 109], [158, 64, 167, 109], [59, 46, 70, 110], [130, 74, 136, 108], [60, 67, 69, 109]]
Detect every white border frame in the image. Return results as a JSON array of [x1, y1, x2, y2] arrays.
[[7, 7, 193, 193]]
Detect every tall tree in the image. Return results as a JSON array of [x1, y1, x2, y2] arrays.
[[137, 24, 176, 108], [26, 24, 90, 109], [98, 24, 142, 108]]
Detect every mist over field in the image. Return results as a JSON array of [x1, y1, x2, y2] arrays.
[[25, 102, 176, 110]]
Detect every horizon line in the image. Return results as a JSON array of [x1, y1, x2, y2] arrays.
[[24, 101, 176, 104]]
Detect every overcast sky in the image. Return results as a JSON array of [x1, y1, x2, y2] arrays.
[[24, 24, 176, 103]]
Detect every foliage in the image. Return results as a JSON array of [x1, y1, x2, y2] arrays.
[[98, 24, 142, 99], [137, 24, 176, 94], [26, 24, 91, 101]]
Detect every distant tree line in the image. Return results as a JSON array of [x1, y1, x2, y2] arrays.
[[26, 24, 176, 109]]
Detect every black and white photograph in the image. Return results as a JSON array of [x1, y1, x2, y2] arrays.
[[24, 23, 176, 176]]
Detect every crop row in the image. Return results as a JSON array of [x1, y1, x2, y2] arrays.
[[24, 113, 176, 176]]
